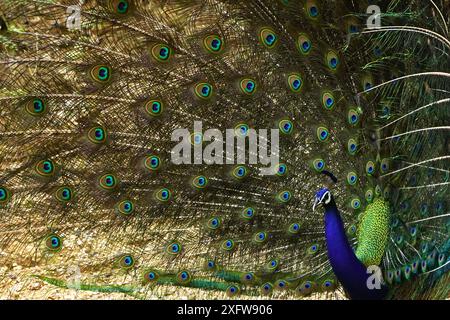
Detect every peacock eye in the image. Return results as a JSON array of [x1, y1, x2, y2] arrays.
[[90, 65, 111, 83], [203, 35, 224, 54], [316, 126, 330, 142], [151, 44, 172, 62], [145, 100, 164, 117], [321, 92, 335, 110], [35, 160, 56, 177], [194, 82, 213, 100], [259, 28, 278, 49], [192, 175, 208, 189], [26, 98, 47, 116], [298, 33, 312, 55], [325, 50, 339, 71], [240, 78, 257, 95], [305, 0, 319, 19], [287, 73, 303, 93], [155, 188, 171, 202], [99, 173, 118, 190], [279, 119, 293, 134]]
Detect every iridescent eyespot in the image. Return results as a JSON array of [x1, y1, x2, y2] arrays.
[[410, 226, 418, 237], [203, 35, 224, 54], [26, 98, 46, 116], [347, 138, 358, 155], [232, 165, 247, 179], [305, 0, 319, 19], [242, 207, 255, 220], [288, 223, 300, 235], [316, 126, 329, 142], [373, 45, 382, 57], [276, 163, 287, 176], [254, 231, 268, 243], [118, 254, 134, 269], [375, 185, 382, 196], [297, 33, 312, 55], [362, 74, 374, 92], [240, 78, 257, 95], [321, 279, 335, 291], [99, 174, 118, 190], [222, 239, 235, 251], [346, 172, 358, 186], [116, 200, 134, 216], [35, 160, 56, 177], [276, 280, 288, 290], [312, 158, 325, 172], [279, 119, 293, 134], [207, 217, 221, 230], [177, 271, 191, 284], [88, 126, 107, 144], [55, 187, 73, 202], [145, 100, 163, 117], [190, 132, 203, 146], [365, 189, 374, 203], [242, 273, 254, 283], [277, 190, 291, 203], [144, 270, 159, 283], [383, 186, 391, 200], [421, 242, 429, 254], [155, 188, 171, 202], [267, 259, 279, 271], [366, 161, 375, 176], [380, 158, 390, 173], [0, 187, 11, 204], [287, 73, 303, 93], [298, 281, 314, 296], [167, 242, 182, 255], [386, 271, 394, 284], [151, 44, 172, 62], [420, 203, 429, 216], [192, 175, 208, 189], [109, 0, 130, 14], [351, 198, 361, 209], [399, 200, 411, 213], [380, 105, 391, 119], [194, 82, 213, 99], [144, 155, 161, 171], [347, 109, 360, 125], [45, 234, 62, 251], [90, 65, 111, 83], [234, 123, 249, 137], [226, 284, 240, 297], [420, 260, 428, 273], [347, 224, 357, 235], [411, 261, 419, 273], [325, 50, 339, 71], [261, 282, 273, 295], [435, 201, 444, 214], [205, 259, 216, 270], [308, 244, 319, 255], [259, 27, 278, 49], [321, 92, 335, 110], [348, 23, 359, 34]]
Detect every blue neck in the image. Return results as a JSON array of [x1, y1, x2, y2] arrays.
[[324, 199, 387, 300]]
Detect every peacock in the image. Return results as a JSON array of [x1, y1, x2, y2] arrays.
[[0, 0, 448, 300]]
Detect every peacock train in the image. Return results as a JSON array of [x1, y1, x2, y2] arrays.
[[0, 0, 448, 300]]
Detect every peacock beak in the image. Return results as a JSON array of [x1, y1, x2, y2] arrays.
[[313, 188, 331, 212]]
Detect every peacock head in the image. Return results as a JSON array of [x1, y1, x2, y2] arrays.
[[313, 188, 333, 211]]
